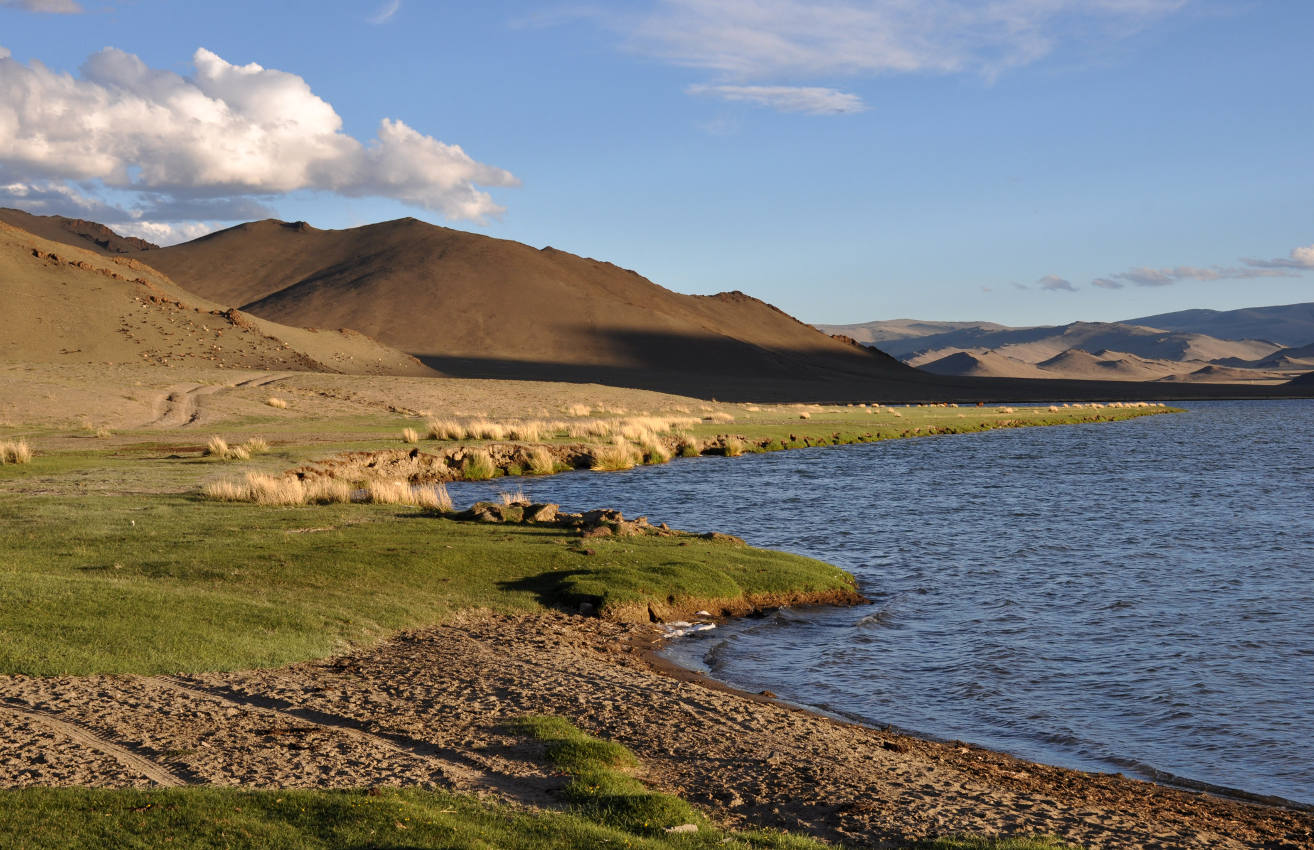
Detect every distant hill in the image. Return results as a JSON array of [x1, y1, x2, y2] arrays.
[[132, 217, 919, 399], [0, 220, 433, 377], [1125, 303, 1314, 348], [818, 313, 1306, 384]]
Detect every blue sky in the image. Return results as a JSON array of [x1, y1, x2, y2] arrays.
[[1, 0, 1311, 327]]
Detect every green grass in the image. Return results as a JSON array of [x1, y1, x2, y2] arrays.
[[512, 716, 702, 836], [0, 493, 855, 675], [0, 787, 829, 850]]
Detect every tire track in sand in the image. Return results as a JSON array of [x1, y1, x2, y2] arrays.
[[151, 676, 555, 807], [0, 698, 187, 788]]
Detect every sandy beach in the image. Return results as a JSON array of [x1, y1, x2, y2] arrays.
[[1, 610, 1309, 849]]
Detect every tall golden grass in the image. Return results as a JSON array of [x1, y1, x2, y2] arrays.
[[266, 397, 288, 409], [203, 473, 353, 506], [401, 427, 420, 443], [723, 437, 745, 457], [426, 419, 464, 441], [462, 449, 497, 481], [1, 439, 33, 465], [365, 479, 451, 511]]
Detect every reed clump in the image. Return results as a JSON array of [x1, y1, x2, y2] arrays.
[[265, 397, 288, 409], [366, 479, 451, 511], [723, 436, 746, 457], [401, 427, 420, 443], [462, 449, 497, 481], [203, 473, 353, 506], [1, 439, 33, 465]]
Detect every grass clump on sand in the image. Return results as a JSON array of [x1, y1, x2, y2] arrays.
[[0, 439, 32, 465], [0, 786, 830, 850], [265, 396, 288, 409], [512, 716, 700, 836], [204, 436, 271, 462]]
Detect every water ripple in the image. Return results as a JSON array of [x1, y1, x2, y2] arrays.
[[447, 400, 1314, 805]]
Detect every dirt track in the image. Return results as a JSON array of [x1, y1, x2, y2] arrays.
[[1, 611, 1310, 849]]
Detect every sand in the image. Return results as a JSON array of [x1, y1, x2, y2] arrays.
[[1, 611, 1309, 849]]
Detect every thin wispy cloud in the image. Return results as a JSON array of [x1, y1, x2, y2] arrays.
[[686, 84, 866, 114], [1106, 264, 1296, 288], [0, 46, 517, 241], [368, 0, 400, 25], [628, 0, 1187, 80], [0, 0, 83, 13], [1037, 274, 1077, 292]]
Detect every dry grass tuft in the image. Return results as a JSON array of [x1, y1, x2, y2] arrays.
[[675, 435, 701, 458], [467, 420, 507, 441], [365, 480, 450, 510], [462, 449, 497, 481], [242, 437, 270, 455], [497, 487, 527, 506], [704, 412, 735, 424], [799, 412, 811, 419], [204, 436, 250, 461], [591, 438, 642, 471], [525, 446, 557, 475], [401, 427, 420, 444], [266, 397, 289, 409], [723, 436, 746, 457], [204, 473, 354, 506], [426, 419, 464, 441], [639, 437, 672, 464], [506, 421, 544, 442], [1, 439, 33, 465], [565, 403, 592, 417]]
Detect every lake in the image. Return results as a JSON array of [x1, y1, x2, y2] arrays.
[[447, 400, 1314, 806]]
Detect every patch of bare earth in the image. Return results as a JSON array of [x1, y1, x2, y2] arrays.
[[0, 612, 1309, 849]]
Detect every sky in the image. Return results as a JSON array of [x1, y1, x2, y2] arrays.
[[1, 0, 1311, 327]]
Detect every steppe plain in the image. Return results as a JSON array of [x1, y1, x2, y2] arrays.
[[2, 215, 1312, 849]]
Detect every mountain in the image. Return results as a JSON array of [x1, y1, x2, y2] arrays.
[[132, 217, 918, 399], [0, 220, 433, 376], [0, 208, 158, 255], [1125, 303, 1314, 349], [1034, 349, 1174, 381], [818, 318, 1013, 347]]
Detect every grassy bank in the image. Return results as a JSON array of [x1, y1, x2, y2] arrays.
[[0, 492, 855, 676]]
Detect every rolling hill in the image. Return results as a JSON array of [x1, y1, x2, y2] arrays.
[[1125, 303, 1314, 349], [0, 220, 433, 377]]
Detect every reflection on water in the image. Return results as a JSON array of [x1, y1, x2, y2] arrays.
[[447, 400, 1314, 805]]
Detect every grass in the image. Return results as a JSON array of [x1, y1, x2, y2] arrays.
[[512, 716, 699, 835], [461, 448, 497, 480], [0, 492, 854, 675], [591, 438, 643, 471], [0, 787, 831, 850]]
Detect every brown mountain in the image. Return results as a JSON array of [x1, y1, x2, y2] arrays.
[[135, 218, 918, 399], [0, 208, 159, 255], [919, 350, 1049, 379], [0, 220, 433, 377], [1034, 349, 1178, 381]]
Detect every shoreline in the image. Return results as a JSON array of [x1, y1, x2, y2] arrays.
[[2, 609, 1309, 848], [642, 616, 1314, 816]]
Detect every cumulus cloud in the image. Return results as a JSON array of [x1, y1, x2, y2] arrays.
[[686, 84, 865, 114], [1037, 274, 1076, 292], [628, 0, 1186, 81], [0, 45, 516, 230], [0, 0, 83, 13], [1091, 277, 1124, 290]]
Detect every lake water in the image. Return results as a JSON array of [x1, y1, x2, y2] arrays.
[[446, 400, 1314, 806]]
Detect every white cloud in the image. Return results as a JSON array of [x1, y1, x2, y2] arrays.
[[369, 0, 400, 24], [0, 0, 83, 13], [115, 220, 217, 246], [686, 84, 866, 114], [0, 46, 516, 225], [1091, 277, 1124, 290], [628, 0, 1187, 81], [1037, 274, 1076, 292]]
